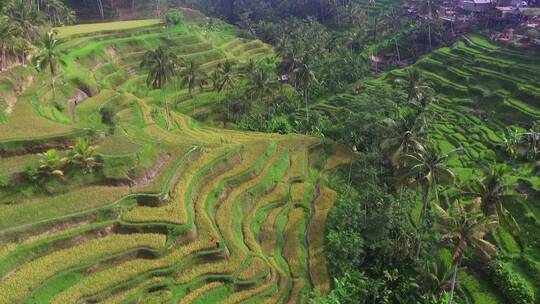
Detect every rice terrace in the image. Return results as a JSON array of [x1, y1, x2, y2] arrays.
[[1, 0, 540, 303]]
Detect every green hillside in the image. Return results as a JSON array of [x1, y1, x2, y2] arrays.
[[0, 17, 350, 303], [314, 35, 540, 303]]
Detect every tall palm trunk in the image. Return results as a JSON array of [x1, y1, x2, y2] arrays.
[[427, 0, 433, 50], [49, 60, 56, 97], [96, 0, 104, 20], [305, 87, 309, 122], [448, 258, 461, 304], [0, 46, 5, 71], [394, 37, 401, 62], [415, 183, 429, 260]]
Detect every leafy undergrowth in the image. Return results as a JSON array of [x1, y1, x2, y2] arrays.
[[0, 14, 351, 303]]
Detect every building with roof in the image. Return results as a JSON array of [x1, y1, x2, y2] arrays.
[[460, 0, 494, 12]]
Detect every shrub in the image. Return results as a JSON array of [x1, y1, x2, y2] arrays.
[[267, 115, 293, 134], [0, 173, 9, 188], [100, 106, 118, 126], [489, 260, 535, 304], [164, 9, 184, 26]]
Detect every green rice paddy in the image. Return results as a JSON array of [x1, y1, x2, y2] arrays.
[[0, 15, 350, 303]]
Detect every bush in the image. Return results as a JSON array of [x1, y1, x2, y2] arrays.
[[164, 9, 184, 26], [100, 105, 118, 134], [489, 260, 535, 304], [267, 115, 293, 134]]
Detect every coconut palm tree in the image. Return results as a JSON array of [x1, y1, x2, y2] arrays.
[[33, 31, 66, 98], [0, 16, 16, 71], [462, 165, 522, 232], [69, 138, 97, 173], [140, 46, 178, 129], [502, 128, 522, 160], [39, 149, 68, 178], [396, 68, 433, 104], [7, 0, 44, 42], [216, 59, 237, 92], [434, 199, 498, 304], [293, 58, 317, 122], [247, 63, 279, 109], [214, 60, 238, 123], [178, 60, 207, 98], [382, 130, 425, 165], [397, 146, 457, 259], [140, 46, 178, 90], [386, 8, 402, 62], [397, 147, 457, 216]]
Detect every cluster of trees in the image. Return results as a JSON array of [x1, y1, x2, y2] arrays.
[[139, 25, 299, 133], [312, 67, 528, 303], [0, 0, 74, 71], [167, 0, 458, 138], [0, 137, 101, 194]]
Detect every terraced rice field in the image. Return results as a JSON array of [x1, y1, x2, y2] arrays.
[[315, 35, 540, 302], [353, 0, 404, 16], [0, 18, 350, 303]]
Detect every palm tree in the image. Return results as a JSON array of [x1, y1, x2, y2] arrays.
[[386, 8, 402, 62], [397, 147, 456, 216], [416, 258, 463, 299], [69, 138, 97, 173], [247, 63, 279, 109], [39, 149, 68, 178], [140, 46, 178, 129], [0, 16, 16, 71], [413, 0, 441, 50], [462, 165, 522, 232], [178, 60, 208, 98], [216, 60, 237, 92], [434, 199, 498, 304], [293, 59, 317, 122], [140, 46, 178, 90], [397, 146, 457, 259], [7, 0, 44, 42], [502, 128, 522, 160], [33, 31, 66, 98], [396, 68, 433, 104], [382, 130, 425, 165], [214, 60, 238, 123]]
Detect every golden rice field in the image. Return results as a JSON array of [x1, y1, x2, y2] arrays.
[[0, 15, 350, 303]]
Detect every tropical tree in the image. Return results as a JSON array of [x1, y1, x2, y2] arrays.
[[416, 259, 457, 299], [412, 0, 442, 50], [164, 9, 184, 27], [214, 60, 238, 122], [69, 138, 97, 173], [501, 128, 521, 160], [140, 46, 178, 90], [293, 57, 318, 122], [397, 147, 456, 216], [140, 46, 178, 128], [434, 199, 498, 304], [396, 68, 434, 104], [38, 149, 67, 178], [33, 31, 66, 98], [216, 59, 237, 92], [0, 16, 15, 70], [178, 60, 208, 98], [246, 62, 279, 109], [7, 0, 44, 42], [381, 130, 425, 165], [462, 165, 522, 232], [385, 8, 403, 62], [397, 146, 457, 259]]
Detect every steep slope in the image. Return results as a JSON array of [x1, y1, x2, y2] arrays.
[[0, 16, 350, 303]]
